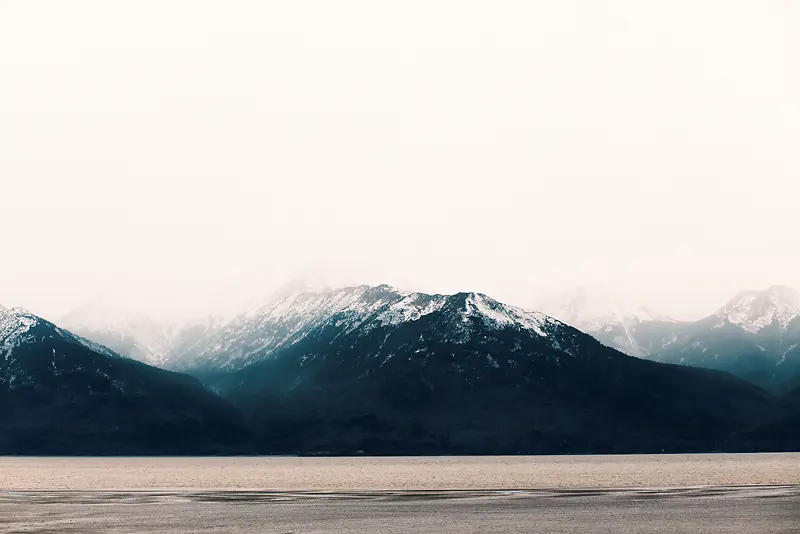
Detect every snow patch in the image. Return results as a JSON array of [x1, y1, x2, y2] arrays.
[[717, 286, 800, 333], [377, 294, 448, 326], [0, 306, 39, 361], [464, 293, 550, 337]]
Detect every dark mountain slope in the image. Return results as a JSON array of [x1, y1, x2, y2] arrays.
[[178, 287, 784, 455], [0, 306, 252, 455], [740, 386, 800, 452]]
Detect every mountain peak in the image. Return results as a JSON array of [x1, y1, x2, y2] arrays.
[[1, 305, 39, 359], [167, 284, 566, 373], [718, 285, 800, 333], [0, 304, 34, 317], [444, 291, 553, 338], [1, 304, 38, 332]]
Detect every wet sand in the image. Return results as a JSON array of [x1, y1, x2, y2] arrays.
[[2, 455, 799, 533], [2, 486, 799, 533]]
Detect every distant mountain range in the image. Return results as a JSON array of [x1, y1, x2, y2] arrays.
[[10, 283, 800, 455], [534, 286, 676, 357], [541, 285, 800, 392]]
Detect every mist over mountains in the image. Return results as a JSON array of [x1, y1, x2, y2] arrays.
[[61, 279, 800, 393], [539, 285, 800, 392], [534, 286, 678, 357], [3, 280, 800, 455]]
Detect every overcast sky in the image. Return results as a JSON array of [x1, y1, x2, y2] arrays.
[[1, 1, 798, 322]]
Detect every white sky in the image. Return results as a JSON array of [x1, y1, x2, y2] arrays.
[[1, 1, 798, 322]]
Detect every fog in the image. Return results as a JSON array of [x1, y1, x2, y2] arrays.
[[1, 1, 798, 322]]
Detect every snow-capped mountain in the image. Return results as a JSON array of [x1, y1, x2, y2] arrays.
[[527, 285, 800, 391], [60, 276, 345, 368], [159, 284, 794, 455], [168, 284, 565, 373], [9, 285, 798, 454], [712, 285, 800, 333], [650, 286, 800, 390], [1, 305, 117, 369], [534, 286, 676, 356]]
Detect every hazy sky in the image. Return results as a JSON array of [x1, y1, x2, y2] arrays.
[[1, 1, 798, 322]]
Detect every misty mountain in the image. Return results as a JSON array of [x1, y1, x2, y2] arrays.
[[648, 286, 800, 391], [0, 305, 251, 455], [60, 298, 179, 367], [534, 286, 676, 357], [62, 277, 337, 370], [542, 285, 800, 392], [168, 285, 793, 455]]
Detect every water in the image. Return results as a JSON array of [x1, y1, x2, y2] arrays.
[[2, 454, 799, 533]]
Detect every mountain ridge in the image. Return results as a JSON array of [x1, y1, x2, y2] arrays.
[[146, 284, 795, 455], [166, 284, 567, 375], [52, 283, 800, 394], [5, 286, 800, 455], [0, 305, 252, 455]]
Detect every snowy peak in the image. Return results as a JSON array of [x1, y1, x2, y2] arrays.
[[249, 284, 407, 325], [459, 292, 552, 337], [649, 285, 800, 391], [1, 304, 117, 366], [375, 290, 448, 326], [0, 305, 39, 360], [170, 285, 566, 372], [716, 285, 800, 333], [0, 305, 38, 335], [252, 286, 555, 339], [234, 284, 444, 345], [168, 284, 413, 370]]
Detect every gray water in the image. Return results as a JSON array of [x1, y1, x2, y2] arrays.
[[2, 454, 799, 533]]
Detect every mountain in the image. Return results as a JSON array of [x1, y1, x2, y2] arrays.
[[170, 285, 791, 455], [534, 286, 677, 357], [0, 305, 251, 455], [537, 285, 800, 392], [168, 284, 456, 374], [62, 277, 336, 368], [650, 286, 800, 391], [60, 298, 178, 367]]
